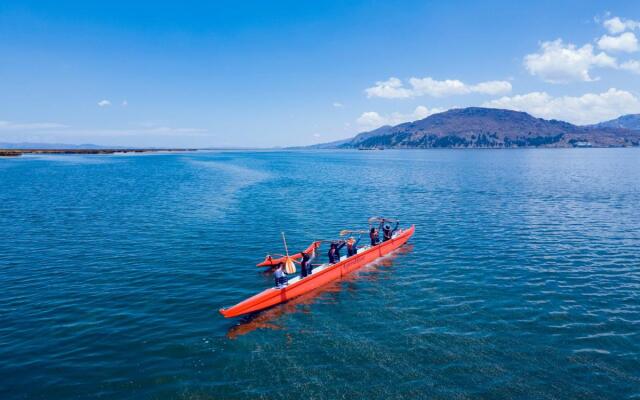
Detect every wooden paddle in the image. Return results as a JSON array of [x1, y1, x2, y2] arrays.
[[368, 217, 399, 228], [339, 229, 368, 236], [281, 232, 296, 274]]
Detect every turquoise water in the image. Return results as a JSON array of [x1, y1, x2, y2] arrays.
[[1, 149, 639, 399]]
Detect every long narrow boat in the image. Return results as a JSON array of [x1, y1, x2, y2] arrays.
[[219, 225, 415, 318]]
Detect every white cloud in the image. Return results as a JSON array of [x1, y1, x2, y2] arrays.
[[0, 120, 68, 130], [620, 60, 640, 74], [412, 105, 435, 119], [121, 100, 128, 107], [603, 16, 640, 34], [365, 77, 511, 99], [365, 77, 413, 99], [98, 99, 111, 107], [332, 102, 343, 108], [407, 78, 468, 97], [483, 88, 640, 125], [0, 120, 206, 138], [356, 112, 388, 129], [469, 80, 514, 95], [131, 122, 207, 135], [356, 106, 446, 130], [50, 126, 208, 138], [597, 32, 638, 53], [524, 39, 617, 83], [409, 78, 512, 97], [0, 120, 211, 147]]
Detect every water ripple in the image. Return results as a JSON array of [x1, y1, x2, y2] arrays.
[[0, 149, 639, 399]]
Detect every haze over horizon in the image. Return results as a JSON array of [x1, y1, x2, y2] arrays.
[[1, 0, 640, 148]]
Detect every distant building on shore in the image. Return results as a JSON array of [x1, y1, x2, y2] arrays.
[[572, 141, 593, 148]]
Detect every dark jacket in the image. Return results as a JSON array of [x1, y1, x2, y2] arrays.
[[370, 230, 379, 246], [300, 252, 316, 278], [328, 241, 346, 263], [383, 222, 399, 241], [347, 238, 361, 257]]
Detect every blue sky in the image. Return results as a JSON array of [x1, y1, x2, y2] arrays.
[[1, 0, 640, 147]]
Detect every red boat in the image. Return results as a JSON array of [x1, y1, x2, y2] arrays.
[[219, 225, 415, 318]]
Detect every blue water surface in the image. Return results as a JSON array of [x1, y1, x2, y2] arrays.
[[1, 149, 639, 399]]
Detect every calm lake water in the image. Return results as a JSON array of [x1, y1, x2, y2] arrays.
[[1, 149, 639, 399]]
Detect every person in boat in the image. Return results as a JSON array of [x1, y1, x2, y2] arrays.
[[328, 240, 346, 264], [346, 236, 361, 257], [274, 262, 288, 288], [369, 227, 380, 246], [382, 221, 400, 242], [299, 251, 316, 278]]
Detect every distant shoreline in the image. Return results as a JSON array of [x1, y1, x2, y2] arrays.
[[3, 147, 640, 157], [0, 148, 197, 157]]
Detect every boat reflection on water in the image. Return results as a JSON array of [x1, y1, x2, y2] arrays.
[[226, 243, 414, 339]]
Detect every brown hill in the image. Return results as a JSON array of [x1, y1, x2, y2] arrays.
[[322, 108, 640, 148]]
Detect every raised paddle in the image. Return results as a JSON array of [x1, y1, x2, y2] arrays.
[[368, 217, 399, 226], [281, 232, 296, 274], [339, 229, 368, 236]]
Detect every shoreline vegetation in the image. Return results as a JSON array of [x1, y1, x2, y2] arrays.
[[0, 149, 197, 157]]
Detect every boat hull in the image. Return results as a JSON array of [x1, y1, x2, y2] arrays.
[[219, 225, 415, 318]]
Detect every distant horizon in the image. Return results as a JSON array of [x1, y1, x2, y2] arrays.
[[1, 1, 640, 147], [0, 141, 278, 150], [2, 105, 639, 150]]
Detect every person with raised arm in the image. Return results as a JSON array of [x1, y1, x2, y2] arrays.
[[328, 240, 346, 264], [383, 221, 400, 242], [300, 250, 316, 278], [346, 236, 361, 257], [369, 227, 380, 246]]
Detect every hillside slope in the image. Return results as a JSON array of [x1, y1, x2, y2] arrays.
[[590, 114, 640, 131], [320, 108, 640, 148]]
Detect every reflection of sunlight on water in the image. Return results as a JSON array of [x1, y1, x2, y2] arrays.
[[226, 244, 414, 339], [184, 159, 271, 220], [111, 150, 200, 157], [187, 159, 270, 182]]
